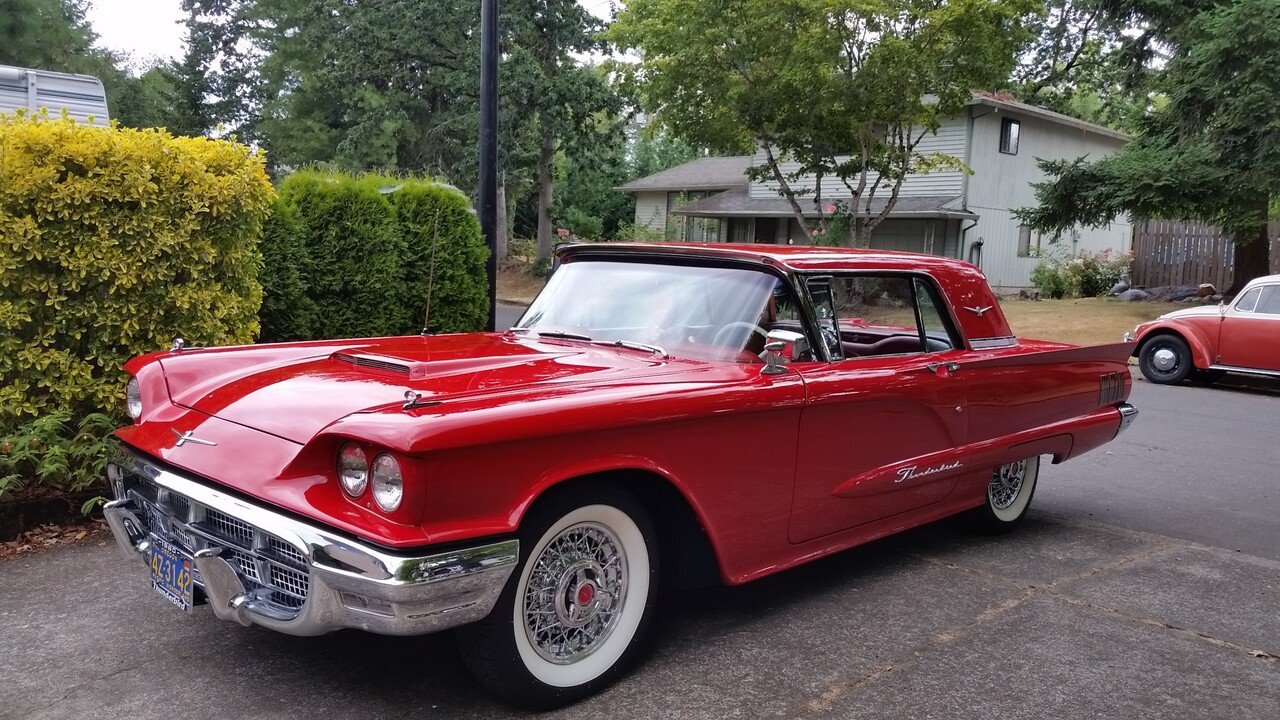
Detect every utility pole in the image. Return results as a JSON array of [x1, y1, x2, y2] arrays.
[[478, 0, 500, 331]]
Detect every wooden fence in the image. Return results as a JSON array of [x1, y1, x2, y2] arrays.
[[1131, 220, 1280, 289]]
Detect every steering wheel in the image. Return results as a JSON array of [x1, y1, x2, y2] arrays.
[[712, 321, 769, 348]]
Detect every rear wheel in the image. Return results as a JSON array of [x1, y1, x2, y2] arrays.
[[457, 488, 658, 710], [1138, 334, 1193, 384], [966, 457, 1040, 534]]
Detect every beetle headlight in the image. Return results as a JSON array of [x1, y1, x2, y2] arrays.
[[126, 377, 142, 420], [337, 442, 369, 497], [370, 453, 403, 513]]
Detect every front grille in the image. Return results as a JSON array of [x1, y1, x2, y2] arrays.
[[117, 468, 311, 618]]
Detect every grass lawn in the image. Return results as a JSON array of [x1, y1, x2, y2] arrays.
[[496, 267, 1172, 347], [1000, 297, 1169, 346]]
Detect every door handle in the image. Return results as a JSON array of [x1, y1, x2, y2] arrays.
[[926, 362, 961, 374]]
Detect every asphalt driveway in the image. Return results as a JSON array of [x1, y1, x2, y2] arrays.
[[2, 379, 1278, 719]]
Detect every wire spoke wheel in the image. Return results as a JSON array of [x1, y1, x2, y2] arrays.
[[522, 522, 628, 665], [988, 459, 1027, 511]]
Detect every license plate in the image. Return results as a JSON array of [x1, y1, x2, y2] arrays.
[[148, 537, 194, 612]]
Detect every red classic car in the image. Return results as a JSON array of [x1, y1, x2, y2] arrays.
[[104, 243, 1137, 708], [1131, 273, 1280, 384]]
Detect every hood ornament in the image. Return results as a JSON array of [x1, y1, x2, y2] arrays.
[[171, 336, 186, 352], [963, 305, 993, 317], [171, 429, 217, 447], [402, 390, 441, 412]]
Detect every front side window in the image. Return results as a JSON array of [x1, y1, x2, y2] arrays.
[[1000, 118, 1021, 155], [1235, 287, 1262, 313], [1255, 286, 1280, 315], [516, 260, 812, 363], [805, 275, 957, 360]]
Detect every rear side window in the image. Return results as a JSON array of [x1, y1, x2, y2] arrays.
[[805, 275, 957, 360]]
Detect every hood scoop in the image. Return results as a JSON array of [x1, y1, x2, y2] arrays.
[[333, 352, 428, 380]]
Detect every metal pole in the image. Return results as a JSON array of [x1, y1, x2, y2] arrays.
[[478, 0, 500, 332]]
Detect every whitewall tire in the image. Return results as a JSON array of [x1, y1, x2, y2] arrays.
[[967, 456, 1040, 533], [457, 488, 658, 709]]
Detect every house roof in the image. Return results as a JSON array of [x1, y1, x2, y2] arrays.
[[615, 155, 753, 192], [968, 91, 1129, 142], [669, 186, 978, 220]]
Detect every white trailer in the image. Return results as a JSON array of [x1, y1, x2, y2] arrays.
[[0, 64, 110, 124]]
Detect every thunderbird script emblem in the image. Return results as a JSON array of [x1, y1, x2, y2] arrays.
[[171, 429, 217, 448]]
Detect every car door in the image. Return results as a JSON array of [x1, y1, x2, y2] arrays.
[[1217, 284, 1280, 372], [788, 274, 970, 544]]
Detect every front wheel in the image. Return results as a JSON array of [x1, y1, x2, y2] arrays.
[[1138, 334, 1193, 384], [966, 456, 1040, 534], [457, 489, 658, 709]]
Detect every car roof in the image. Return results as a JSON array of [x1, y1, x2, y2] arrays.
[[557, 241, 980, 275]]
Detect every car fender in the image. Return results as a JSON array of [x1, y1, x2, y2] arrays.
[[1136, 320, 1215, 369]]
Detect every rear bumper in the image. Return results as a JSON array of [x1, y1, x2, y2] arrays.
[[103, 443, 518, 637], [1116, 402, 1139, 436]]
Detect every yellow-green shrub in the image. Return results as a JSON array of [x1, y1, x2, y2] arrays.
[[0, 113, 273, 486]]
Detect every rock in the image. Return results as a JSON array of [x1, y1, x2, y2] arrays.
[[1110, 280, 1131, 295], [1018, 289, 1041, 301], [1166, 285, 1199, 301], [1117, 289, 1149, 302], [1197, 283, 1217, 298]]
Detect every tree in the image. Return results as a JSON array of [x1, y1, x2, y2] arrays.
[[1006, 0, 1147, 131], [1017, 0, 1280, 291], [612, 0, 1037, 245]]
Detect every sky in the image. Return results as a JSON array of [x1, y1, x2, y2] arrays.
[[87, 0, 187, 66], [86, 0, 622, 68]]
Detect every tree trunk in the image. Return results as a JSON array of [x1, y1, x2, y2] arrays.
[[535, 140, 555, 261], [495, 180, 509, 261], [1230, 220, 1271, 294]]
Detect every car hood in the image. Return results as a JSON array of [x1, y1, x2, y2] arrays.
[[159, 333, 700, 443], [1156, 305, 1222, 322]]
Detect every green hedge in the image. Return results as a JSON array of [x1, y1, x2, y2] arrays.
[[0, 113, 272, 497], [261, 171, 488, 341]]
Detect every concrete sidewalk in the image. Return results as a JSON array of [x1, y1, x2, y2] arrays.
[[2, 512, 1277, 719]]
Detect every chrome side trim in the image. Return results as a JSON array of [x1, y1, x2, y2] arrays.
[[105, 443, 519, 637], [1208, 364, 1280, 379], [969, 336, 1018, 350], [1116, 403, 1139, 436]]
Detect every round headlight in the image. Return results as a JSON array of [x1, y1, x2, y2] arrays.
[[126, 377, 142, 420], [337, 442, 368, 497], [370, 453, 403, 513]]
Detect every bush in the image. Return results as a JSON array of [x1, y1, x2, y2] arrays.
[[0, 112, 272, 497], [1031, 248, 1132, 299], [275, 171, 406, 339], [388, 180, 489, 333], [264, 171, 489, 340]]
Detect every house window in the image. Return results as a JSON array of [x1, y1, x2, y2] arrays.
[[666, 191, 720, 241], [1017, 224, 1041, 257], [1000, 118, 1020, 155]]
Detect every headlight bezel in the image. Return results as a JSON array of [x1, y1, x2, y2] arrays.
[[337, 442, 370, 498], [126, 377, 143, 420], [370, 453, 404, 513]]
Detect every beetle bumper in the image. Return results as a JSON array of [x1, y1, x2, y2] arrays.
[[103, 443, 518, 637]]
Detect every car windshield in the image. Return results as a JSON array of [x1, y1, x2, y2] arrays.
[[514, 260, 781, 363]]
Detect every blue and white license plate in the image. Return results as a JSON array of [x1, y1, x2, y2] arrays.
[[148, 537, 194, 612]]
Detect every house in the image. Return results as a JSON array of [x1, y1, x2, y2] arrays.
[[616, 93, 1130, 289]]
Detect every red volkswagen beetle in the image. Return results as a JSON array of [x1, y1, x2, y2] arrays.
[[104, 243, 1137, 707], [1132, 273, 1280, 384]]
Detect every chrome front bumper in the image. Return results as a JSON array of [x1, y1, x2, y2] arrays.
[[103, 445, 518, 637]]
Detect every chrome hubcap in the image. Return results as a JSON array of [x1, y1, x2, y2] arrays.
[[988, 460, 1027, 510], [1152, 347, 1178, 372], [523, 522, 627, 664]]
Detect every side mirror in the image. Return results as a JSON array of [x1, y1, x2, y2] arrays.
[[761, 329, 809, 375]]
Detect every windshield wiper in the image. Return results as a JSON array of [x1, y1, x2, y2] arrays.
[[608, 339, 669, 359], [534, 329, 594, 341]]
